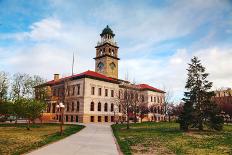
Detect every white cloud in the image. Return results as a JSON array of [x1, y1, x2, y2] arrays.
[[29, 18, 62, 41]]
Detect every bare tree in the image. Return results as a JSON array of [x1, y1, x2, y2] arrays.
[[115, 83, 134, 129], [130, 85, 142, 123], [0, 71, 9, 101], [138, 102, 149, 122], [162, 86, 173, 121]]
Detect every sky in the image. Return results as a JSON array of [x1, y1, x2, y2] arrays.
[[0, 0, 232, 102]]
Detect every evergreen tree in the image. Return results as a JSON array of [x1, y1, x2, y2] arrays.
[[179, 56, 223, 131]]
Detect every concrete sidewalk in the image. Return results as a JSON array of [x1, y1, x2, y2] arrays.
[[27, 123, 119, 155]]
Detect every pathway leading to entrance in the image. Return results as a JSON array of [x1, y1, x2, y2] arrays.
[[28, 123, 119, 155]]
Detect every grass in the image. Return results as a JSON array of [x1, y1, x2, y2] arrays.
[[112, 122, 232, 155], [0, 123, 85, 155]]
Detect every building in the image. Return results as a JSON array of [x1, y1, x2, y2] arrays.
[[36, 25, 165, 123]]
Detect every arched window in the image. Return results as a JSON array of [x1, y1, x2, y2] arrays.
[[110, 62, 116, 70], [104, 103, 108, 112], [100, 49, 103, 56], [90, 102, 94, 111], [98, 102, 101, 111], [76, 101, 80, 112], [111, 103, 114, 112], [97, 62, 104, 71]]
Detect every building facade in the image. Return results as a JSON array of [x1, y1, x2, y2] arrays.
[[36, 26, 165, 123]]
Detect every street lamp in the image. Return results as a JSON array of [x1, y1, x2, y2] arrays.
[[56, 102, 65, 135]]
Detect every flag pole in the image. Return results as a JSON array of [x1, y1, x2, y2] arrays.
[[72, 52, 74, 75]]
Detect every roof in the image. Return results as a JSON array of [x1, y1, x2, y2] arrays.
[[43, 70, 119, 86], [100, 25, 115, 37], [137, 84, 165, 93]]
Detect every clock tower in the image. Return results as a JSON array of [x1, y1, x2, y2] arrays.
[[94, 25, 119, 79]]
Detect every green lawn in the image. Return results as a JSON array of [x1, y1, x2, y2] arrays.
[[0, 123, 85, 155], [112, 122, 232, 155]]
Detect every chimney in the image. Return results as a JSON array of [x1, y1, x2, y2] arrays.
[[54, 74, 60, 81]]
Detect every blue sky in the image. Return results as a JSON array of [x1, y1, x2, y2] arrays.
[[0, 0, 232, 102]]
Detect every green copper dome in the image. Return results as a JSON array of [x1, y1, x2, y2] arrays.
[[100, 25, 115, 37]]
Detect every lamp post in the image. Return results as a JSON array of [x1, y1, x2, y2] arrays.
[[56, 102, 65, 135]]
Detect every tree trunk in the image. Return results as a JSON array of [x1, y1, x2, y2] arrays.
[[15, 116, 18, 124], [168, 115, 171, 122], [127, 114, 130, 129], [198, 118, 203, 131], [27, 119, 30, 130]]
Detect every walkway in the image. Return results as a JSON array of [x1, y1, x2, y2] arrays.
[[28, 123, 119, 155]]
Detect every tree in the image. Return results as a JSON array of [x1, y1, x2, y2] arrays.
[[116, 83, 134, 129], [130, 86, 142, 123], [11, 73, 31, 100], [138, 102, 149, 122], [163, 87, 173, 121], [13, 98, 46, 130], [0, 71, 9, 101], [179, 56, 223, 131], [24, 99, 46, 130], [149, 104, 159, 122], [167, 103, 183, 122]]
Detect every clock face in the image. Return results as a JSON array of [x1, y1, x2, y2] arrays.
[[97, 62, 104, 71], [110, 62, 116, 70]]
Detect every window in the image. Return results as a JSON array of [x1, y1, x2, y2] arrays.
[[141, 95, 144, 102], [111, 103, 114, 112], [98, 88, 102, 96], [76, 116, 79, 122], [111, 90, 114, 97], [67, 103, 70, 112], [90, 102, 94, 111], [158, 97, 160, 103], [72, 86, 75, 96], [105, 89, 108, 97], [119, 104, 121, 113], [71, 115, 73, 122], [90, 116, 94, 122], [97, 62, 104, 71], [76, 101, 80, 112], [154, 107, 157, 113], [104, 103, 108, 112], [100, 49, 103, 55], [105, 116, 108, 122], [77, 84, 80, 95], [98, 102, 101, 111], [66, 115, 68, 122], [71, 102, 74, 111], [67, 86, 70, 96], [98, 116, 101, 122], [53, 88, 56, 96], [91, 87, 95, 95], [111, 116, 114, 122], [151, 96, 153, 102], [154, 97, 156, 103]]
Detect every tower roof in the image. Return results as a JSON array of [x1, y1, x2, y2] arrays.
[[100, 25, 115, 37]]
